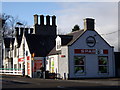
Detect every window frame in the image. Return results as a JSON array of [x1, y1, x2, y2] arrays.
[[98, 56, 109, 74], [74, 55, 86, 76]]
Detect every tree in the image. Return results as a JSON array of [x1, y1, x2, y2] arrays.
[[0, 13, 27, 37], [72, 25, 80, 32]]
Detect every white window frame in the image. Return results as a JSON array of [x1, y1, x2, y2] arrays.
[[74, 56, 86, 76], [98, 56, 108, 74]]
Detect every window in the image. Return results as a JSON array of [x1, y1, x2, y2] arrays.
[[26, 51, 28, 56], [74, 56, 85, 75], [50, 57, 54, 73], [14, 45, 17, 57], [56, 41, 61, 50], [23, 44, 25, 51], [98, 56, 108, 73]]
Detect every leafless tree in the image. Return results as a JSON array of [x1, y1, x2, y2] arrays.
[[0, 13, 27, 37]]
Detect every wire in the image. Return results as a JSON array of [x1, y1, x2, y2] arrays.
[[100, 30, 120, 36]]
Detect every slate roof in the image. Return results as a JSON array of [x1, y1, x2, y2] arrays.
[[15, 27, 24, 48], [48, 47, 61, 55], [25, 34, 56, 57], [66, 29, 85, 45], [48, 30, 85, 55], [4, 38, 10, 48], [4, 38, 15, 48], [58, 35, 73, 46]]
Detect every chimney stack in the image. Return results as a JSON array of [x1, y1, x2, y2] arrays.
[[52, 15, 56, 26], [46, 15, 50, 25], [34, 14, 38, 25], [25, 28, 29, 35], [84, 18, 95, 31], [40, 15, 44, 25]]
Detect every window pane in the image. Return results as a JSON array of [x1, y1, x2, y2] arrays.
[[99, 66, 107, 73], [75, 66, 84, 74], [74, 56, 84, 65], [98, 57, 107, 65]]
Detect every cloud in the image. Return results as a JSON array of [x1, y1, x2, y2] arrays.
[[55, 2, 118, 51]]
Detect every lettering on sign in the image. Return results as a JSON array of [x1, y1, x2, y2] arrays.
[[74, 49, 96, 54]]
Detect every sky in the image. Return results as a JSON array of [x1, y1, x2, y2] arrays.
[[1, 1, 119, 51]]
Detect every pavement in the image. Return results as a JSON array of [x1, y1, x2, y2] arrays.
[[0, 75, 120, 90]]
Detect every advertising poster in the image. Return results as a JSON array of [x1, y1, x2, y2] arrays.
[[27, 56, 30, 76], [34, 60, 42, 72]]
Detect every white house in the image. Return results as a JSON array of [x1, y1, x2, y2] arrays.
[[10, 14, 57, 78], [47, 18, 115, 79]]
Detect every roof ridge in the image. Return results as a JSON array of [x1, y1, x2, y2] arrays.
[[66, 29, 84, 35]]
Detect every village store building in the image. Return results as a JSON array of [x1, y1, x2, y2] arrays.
[[46, 18, 115, 79]]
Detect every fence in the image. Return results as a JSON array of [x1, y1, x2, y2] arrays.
[[0, 68, 23, 75]]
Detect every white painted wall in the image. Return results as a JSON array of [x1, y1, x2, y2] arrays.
[[24, 36, 32, 77], [68, 30, 115, 78], [13, 37, 18, 70], [58, 46, 69, 79], [46, 55, 58, 74]]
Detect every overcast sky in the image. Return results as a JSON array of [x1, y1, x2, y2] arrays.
[[1, 1, 119, 51]]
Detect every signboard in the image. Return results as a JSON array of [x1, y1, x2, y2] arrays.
[[27, 62, 30, 75], [74, 49, 96, 54], [86, 36, 96, 47], [18, 57, 24, 62], [27, 56, 30, 75]]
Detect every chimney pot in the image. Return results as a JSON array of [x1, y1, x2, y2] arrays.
[[34, 14, 38, 25], [46, 15, 50, 25], [52, 15, 56, 25], [40, 15, 44, 25]]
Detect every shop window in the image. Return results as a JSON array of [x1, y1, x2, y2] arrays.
[[98, 56, 108, 73], [74, 56, 85, 75]]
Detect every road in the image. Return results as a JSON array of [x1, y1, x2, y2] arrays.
[[0, 75, 120, 90]]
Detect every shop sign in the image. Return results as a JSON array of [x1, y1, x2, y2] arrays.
[[61, 55, 66, 57], [27, 56, 30, 60], [27, 62, 30, 75], [74, 49, 96, 54], [18, 57, 24, 62], [86, 36, 96, 47], [98, 49, 108, 54]]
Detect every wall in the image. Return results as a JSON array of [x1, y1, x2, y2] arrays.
[[46, 55, 58, 74], [58, 46, 69, 79], [69, 30, 115, 78], [24, 36, 32, 77], [13, 37, 19, 70]]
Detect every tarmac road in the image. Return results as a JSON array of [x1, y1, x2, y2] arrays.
[[0, 75, 120, 90]]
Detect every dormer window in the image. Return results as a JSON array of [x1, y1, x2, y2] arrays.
[[57, 41, 61, 50], [56, 36, 61, 51]]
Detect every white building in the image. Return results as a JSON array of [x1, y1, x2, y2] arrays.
[[47, 18, 115, 79], [5, 14, 57, 78]]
